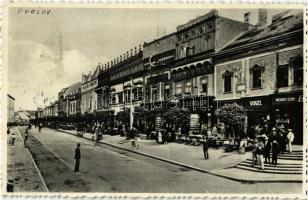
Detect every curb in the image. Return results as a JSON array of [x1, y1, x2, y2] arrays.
[[56, 129, 303, 184], [15, 127, 49, 192]]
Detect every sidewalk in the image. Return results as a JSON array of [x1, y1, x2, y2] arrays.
[[57, 129, 303, 183], [7, 127, 48, 192]]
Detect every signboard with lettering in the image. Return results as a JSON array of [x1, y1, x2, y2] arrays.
[[272, 93, 303, 105]]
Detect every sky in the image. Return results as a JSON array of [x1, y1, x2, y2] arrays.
[[8, 7, 287, 111]]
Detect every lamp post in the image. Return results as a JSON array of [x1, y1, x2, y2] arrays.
[[129, 77, 134, 130]]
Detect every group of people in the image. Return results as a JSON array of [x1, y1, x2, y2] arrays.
[[251, 125, 295, 170]]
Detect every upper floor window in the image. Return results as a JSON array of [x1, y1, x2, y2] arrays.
[[277, 64, 289, 88], [290, 55, 303, 85], [185, 81, 192, 94], [152, 86, 159, 101], [175, 82, 182, 95], [250, 64, 264, 89], [200, 77, 208, 94], [222, 70, 233, 93], [164, 84, 170, 100]]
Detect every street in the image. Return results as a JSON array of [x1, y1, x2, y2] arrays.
[[17, 127, 303, 193]]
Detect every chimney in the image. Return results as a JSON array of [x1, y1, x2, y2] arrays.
[[258, 9, 268, 28], [244, 12, 251, 24]]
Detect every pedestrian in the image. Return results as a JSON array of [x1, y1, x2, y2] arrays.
[[39, 123, 42, 132], [157, 129, 162, 144], [256, 139, 265, 170], [251, 138, 258, 167], [263, 137, 271, 164], [74, 143, 81, 172], [24, 131, 29, 148], [202, 138, 209, 159], [287, 129, 295, 153], [94, 126, 100, 145], [7, 127, 10, 135], [135, 134, 140, 150], [278, 131, 286, 154], [10, 133, 15, 146], [272, 140, 280, 166]]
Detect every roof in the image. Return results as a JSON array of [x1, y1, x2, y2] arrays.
[[64, 82, 81, 96], [222, 10, 303, 50], [177, 9, 218, 32]]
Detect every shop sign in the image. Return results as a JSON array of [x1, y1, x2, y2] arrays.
[[241, 96, 271, 111], [273, 93, 303, 105]]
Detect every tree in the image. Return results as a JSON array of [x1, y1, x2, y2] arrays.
[[216, 103, 247, 137], [162, 108, 190, 131], [135, 107, 155, 123], [116, 110, 130, 124]]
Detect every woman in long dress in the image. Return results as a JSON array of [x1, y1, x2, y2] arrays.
[[157, 129, 162, 144]]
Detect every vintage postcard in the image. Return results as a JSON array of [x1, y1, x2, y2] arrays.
[[2, 2, 307, 198]]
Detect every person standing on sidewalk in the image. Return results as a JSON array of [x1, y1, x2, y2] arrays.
[[202, 138, 209, 159], [272, 140, 280, 166], [256, 139, 265, 170], [251, 138, 258, 166], [74, 143, 81, 172], [287, 129, 294, 153], [263, 137, 271, 164]]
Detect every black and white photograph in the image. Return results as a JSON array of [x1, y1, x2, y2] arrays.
[[4, 3, 306, 196]]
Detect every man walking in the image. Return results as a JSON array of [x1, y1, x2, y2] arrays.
[[74, 143, 81, 172], [202, 138, 209, 159]]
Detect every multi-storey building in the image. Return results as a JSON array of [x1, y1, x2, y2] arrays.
[[213, 9, 303, 143], [66, 82, 82, 116], [167, 9, 250, 132], [81, 66, 100, 115], [7, 94, 15, 124], [44, 101, 59, 118]]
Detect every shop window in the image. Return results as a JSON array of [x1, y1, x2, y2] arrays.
[[176, 82, 182, 95], [290, 55, 303, 85], [250, 64, 264, 89], [185, 81, 192, 94], [222, 70, 233, 93], [200, 77, 208, 95], [277, 64, 289, 88]]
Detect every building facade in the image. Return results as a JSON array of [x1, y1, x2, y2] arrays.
[[214, 9, 303, 143]]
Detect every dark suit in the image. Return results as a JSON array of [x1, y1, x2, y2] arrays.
[[74, 147, 81, 172], [203, 140, 209, 159]]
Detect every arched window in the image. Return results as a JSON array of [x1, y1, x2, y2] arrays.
[[200, 77, 208, 94], [250, 64, 264, 89]]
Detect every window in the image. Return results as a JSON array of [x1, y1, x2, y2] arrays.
[[145, 87, 150, 102], [176, 82, 182, 95], [250, 64, 264, 89], [152, 87, 158, 101], [222, 70, 233, 93], [200, 77, 208, 94], [164, 84, 170, 100], [290, 56, 303, 85], [118, 92, 123, 103], [185, 81, 192, 94], [277, 64, 289, 88]]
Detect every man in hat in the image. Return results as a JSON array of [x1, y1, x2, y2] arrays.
[[202, 138, 209, 159], [272, 140, 280, 166], [74, 143, 81, 172]]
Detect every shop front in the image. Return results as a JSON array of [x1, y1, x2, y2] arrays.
[[272, 91, 303, 144]]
